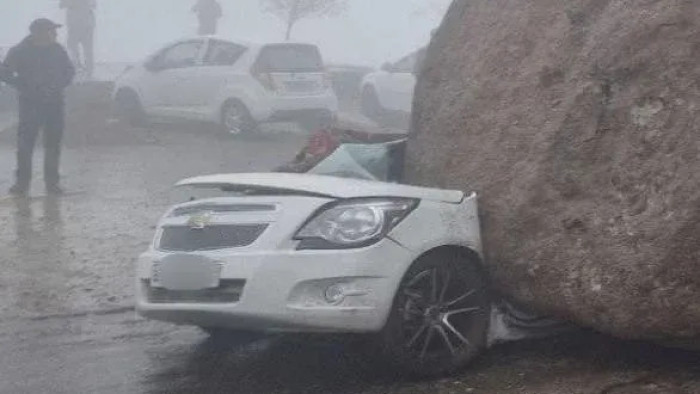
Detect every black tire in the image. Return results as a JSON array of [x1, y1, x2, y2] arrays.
[[114, 88, 147, 126], [379, 249, 491, 377], [360, 86, 386, 122], [221, 100, 257, 135]]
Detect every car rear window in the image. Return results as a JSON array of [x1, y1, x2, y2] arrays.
[[256, 44, 323, 73]]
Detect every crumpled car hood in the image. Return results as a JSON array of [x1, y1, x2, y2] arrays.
[[177, 173, 466, 203]]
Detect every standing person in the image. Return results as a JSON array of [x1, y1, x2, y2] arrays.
[[0, 19, 75, 196], [192, 0, 223, 36], [60, 0, 96, 78]]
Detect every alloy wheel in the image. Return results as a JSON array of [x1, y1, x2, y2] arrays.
[[398, 264, 485, 362]]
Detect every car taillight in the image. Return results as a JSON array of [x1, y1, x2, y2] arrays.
[[254, 72, 277, 92]]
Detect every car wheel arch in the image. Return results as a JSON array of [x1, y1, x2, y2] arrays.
[[406, 245, 488, 281], [215, 83, 257, 112], [220, 97, 246, 115], [379, 244, 488, 325], [220, 98, 258, 135], [219, 95, 255, 118], [376, 244, 493, 376], [115, 86, 141, 101], [114, 87, 147, 125]]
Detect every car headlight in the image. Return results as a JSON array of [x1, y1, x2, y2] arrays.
[[295, 198, 418, 250]]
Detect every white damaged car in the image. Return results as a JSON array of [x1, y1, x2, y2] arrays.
[[137, 172, 495, 375], [136, 139, 569, 376]]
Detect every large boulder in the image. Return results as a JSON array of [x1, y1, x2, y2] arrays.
[[405, 0, 700, 344]]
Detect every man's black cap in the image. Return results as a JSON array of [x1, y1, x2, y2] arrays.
[[29, 18, 62, 34]]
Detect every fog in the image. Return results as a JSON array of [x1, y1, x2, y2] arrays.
[[3, 0, 700, 392], [0, 0, 448, 66]]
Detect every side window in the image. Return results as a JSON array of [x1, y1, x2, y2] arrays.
[[157, 41, 203, 70], [393, 53, 418, 73], [204, 41, 247, 66]]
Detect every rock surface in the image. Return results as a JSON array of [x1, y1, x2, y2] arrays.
[[405, 0, 700, 343]]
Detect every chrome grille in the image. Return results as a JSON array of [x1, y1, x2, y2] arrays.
[[159, 224, 267, 252]]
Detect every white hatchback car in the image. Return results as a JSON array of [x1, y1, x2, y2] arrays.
[[136, 172, 493, 376], [360, 47, 425, 123], [113, 37, 338, 133]]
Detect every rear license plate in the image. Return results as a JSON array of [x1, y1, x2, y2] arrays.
[[284, 81, 317, 92], [151, 254, 222, 291]]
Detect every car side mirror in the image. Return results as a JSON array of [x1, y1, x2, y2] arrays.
[[381, 62, 394, 73]]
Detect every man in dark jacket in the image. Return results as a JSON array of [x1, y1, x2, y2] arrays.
[[0, 19, 75, 196]]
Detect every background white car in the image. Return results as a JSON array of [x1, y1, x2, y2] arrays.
[[359, 47, 425, 126], [136, 173, 491, 376], [113, 38, 338, 133]]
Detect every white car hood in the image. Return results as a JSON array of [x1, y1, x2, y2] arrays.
[[177, 173, 465, 203]]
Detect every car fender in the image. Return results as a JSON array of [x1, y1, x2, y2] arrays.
[[388, 194, 483, 261], [113, 83, 144, 104], [213, 83, 269, 122], [112, 66, 147, 103]]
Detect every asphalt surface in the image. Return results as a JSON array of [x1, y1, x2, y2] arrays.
[[0, 99, 699, 394]]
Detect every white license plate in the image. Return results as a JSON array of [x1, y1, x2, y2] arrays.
[[285, 81, 317, 92], [151, 254, 222, 291]]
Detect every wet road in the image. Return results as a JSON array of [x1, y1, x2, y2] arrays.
[[2, 305, 699, 394], [0, 104, 699, 394]]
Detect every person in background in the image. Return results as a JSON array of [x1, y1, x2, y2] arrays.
[[0, 19, 75, 196], [60, 0, 96, 79], [192, 0, 223, 36]]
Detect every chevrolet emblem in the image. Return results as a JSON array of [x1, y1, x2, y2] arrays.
[[187, 212, 213, 229]]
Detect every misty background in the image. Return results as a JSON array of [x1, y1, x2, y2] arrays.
[[0, 0, 449, 67]]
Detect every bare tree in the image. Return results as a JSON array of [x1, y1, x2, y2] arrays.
[[261, 0, 347, 40]]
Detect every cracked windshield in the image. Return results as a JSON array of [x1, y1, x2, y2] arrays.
[[0, 1, 698, 393]]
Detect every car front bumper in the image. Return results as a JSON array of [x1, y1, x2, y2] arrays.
[[136, 238, 413, 333]]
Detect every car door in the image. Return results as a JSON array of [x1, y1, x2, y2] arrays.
[[139, 40, 206, 118], [375, 52, 419, 113], [194, 40, 248, 118]]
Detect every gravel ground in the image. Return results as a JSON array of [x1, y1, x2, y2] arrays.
[[0, 94, 698, 394]]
